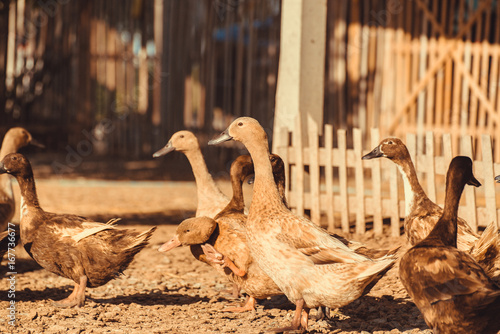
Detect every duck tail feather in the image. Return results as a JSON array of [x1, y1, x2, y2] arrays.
[[470, 221, 500, 276], [355, 257, 396, 280]]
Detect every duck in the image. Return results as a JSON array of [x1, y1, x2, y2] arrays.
[[208, 117, 398, 332], [159, 154, 285, 312], [0, 127, 44, 233], [0, 153, 156, 307], [363, 138, 500, 277], [153, 130, 229, 218], [399, 156, 500, 334]]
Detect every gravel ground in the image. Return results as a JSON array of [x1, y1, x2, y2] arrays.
[[0, 178, 432, 334]]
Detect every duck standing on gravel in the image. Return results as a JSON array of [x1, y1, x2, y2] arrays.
[[0, 153, 156, 308], [159, 154, 286, 313], [208, 117, 398, 332], [399, 156, 500, 334]]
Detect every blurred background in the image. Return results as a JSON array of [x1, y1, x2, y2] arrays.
[[1, 0, 500, 180]]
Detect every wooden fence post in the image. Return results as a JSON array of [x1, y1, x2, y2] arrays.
[[324, 124, 335, 231], [338, 129, 350, 233], [354, 128, 366, 234], [370, 128, 383, 235]]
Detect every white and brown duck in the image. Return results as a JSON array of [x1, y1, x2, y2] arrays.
[[153, 130, 229, 218], [159, 154, 285, 312], [0, 127, 44, 233], [0, 153, 156, 307], [399, 156, 500, 334], [363, 138, 499, 277], [209, 117, 398, 332]]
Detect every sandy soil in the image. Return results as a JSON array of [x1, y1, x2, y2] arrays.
[[0, 177, 432, 334]]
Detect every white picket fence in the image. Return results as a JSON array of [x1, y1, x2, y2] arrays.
[[275, 122, 500, 237]]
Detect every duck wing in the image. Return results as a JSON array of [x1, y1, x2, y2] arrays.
[[275, 214, 371, 264], [400, 246, 499, 306]]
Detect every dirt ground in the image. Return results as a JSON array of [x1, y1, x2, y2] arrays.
[[0, 175, 433, 334]]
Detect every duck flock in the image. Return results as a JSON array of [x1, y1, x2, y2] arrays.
[[1, 117, 500, 334]]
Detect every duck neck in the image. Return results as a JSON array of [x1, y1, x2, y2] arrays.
[[246, 140, 284, 211], [14, 172, 42, 211], [226, 175, 245, 212], [394, 154, 429, 216], [0, 138, 18, 160], [184, 148, 224, 203], [423, 174, 465, 247], [1, 139, 20, 196]]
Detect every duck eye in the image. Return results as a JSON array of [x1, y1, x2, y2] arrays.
[[238, 122, 243, 126], [387, 140, 394, 145], [180, 135, 184, 138], [185, 229, 190, 233], [12, 156, 17, 161]]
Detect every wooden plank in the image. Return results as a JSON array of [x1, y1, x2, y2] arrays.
[[370, 128, 383, 235], [354, 128, 365, 234], [277, 127, 290, 201], [337, 129, 350, 233], [308, 116, 321, 225], [451, 42, 464, 154], [293, 116, 304, 216], [426, 131, 437, 202], [481, 134, 497, 228], [460, 135, 477, 231], [490, 5, 500, 161], [324, 124, 335, 231]]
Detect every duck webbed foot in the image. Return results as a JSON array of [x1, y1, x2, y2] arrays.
[[269, 299, 309, 333], [315, 306, 331, 320], [223, 296, 257, 313], [52, 276, 87, 308], [201, 244, 247, 276]]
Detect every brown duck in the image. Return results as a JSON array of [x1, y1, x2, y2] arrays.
[[399, 156, 500, 334], [159, 154, 285, 312], [363, 138, 500, 277], [0, 153, 156, 308]]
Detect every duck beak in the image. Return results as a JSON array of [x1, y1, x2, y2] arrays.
[[29, 138, 45, 149], [153, 141, 175, 158], [362, 146, 383, 160], [208, 129, 232, 145], [0, 162, 6, 174], [158, 235, 182, 252], [467, 175, 481, 187], [495, 175, 500, 183], [247, 175, 255, 184]]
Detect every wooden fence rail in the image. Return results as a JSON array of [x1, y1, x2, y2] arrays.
[[276, 124, 500, 237]]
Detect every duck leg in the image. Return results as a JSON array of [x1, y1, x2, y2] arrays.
[[223, 295, 257, 313], [270, 298, 307, 333], [201, 244, 247, 276], [52, 276, 87, 308]]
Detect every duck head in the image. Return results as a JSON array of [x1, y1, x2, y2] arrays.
[[153, 130, 200, 158], [0, 153, 33, 177], [362, 137, 408, 161], [2, 127, 45, 152], [208, 117, 268, 146], [448, 156, 481, 188], [158, 216, 217, 252]]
